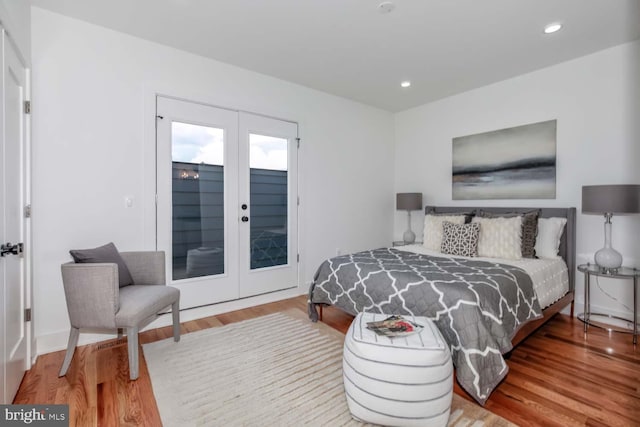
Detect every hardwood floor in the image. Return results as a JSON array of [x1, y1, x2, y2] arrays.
[[14, 296, 640, 426]]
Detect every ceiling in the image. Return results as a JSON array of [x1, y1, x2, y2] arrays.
[[30, 0, 640, 112]]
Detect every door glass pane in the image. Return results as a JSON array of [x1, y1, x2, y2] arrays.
[[172, 122, 225, 280], [249, 134, 288, 270]]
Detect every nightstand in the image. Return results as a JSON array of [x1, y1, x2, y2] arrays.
[[578, 263, 640, 344], [392, 241, 422, 247]]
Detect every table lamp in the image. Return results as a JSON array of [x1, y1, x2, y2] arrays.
[[396, 193, 423, 244], [582, 184, 640, 270]]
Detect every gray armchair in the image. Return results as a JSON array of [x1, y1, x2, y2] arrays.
[[58, 251, 180, 380]]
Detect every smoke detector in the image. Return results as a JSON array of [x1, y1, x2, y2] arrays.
[[378, 1, 395, 14]]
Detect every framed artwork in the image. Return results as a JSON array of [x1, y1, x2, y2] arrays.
[[452, 120, 556, 200]]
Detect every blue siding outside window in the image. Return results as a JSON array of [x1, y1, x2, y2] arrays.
[[172, 162, 288, 280]]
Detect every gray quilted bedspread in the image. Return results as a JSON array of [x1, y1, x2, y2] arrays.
[[308, 248, 542, 405]]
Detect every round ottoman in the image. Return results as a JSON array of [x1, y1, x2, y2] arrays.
[[343, 312, 453, 427]]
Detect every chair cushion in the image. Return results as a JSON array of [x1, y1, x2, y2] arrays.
[[70, 242, 134, 287], [115, 285, 179, 327]]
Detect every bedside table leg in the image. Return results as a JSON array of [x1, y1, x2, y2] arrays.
[[634, 277, 637, 345], [583, 273, 590, 333]]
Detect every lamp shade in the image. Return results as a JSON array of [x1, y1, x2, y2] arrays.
[[396, 193, 422, 211], [582, 185, 640, 215]]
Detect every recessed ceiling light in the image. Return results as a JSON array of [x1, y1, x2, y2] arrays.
[[544, 23, 563, 34], [400, 81, 411, 88]]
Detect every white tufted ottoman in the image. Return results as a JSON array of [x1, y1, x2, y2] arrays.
[[343, 312, 453, 427]]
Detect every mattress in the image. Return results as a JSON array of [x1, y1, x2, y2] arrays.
[[396, 244, 569, 309]]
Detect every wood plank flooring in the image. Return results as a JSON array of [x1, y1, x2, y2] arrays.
[[14, 296, 640, 426]]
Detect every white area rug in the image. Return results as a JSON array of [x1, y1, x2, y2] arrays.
[[143, 310, 516, 426]]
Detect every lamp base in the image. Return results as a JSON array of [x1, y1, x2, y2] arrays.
[[403, 229, 416, 244], [595, 246, 622, 270]]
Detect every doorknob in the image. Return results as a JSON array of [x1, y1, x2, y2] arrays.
[[241, 204, 248, 210], [1, 242, 23, 257], [241, 216, 249, 222]]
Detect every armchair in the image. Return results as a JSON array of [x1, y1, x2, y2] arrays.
[[58, 251, 180, 380]]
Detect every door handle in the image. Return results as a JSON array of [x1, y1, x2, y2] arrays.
[[241, 216, 249, 222], [241, 204, 248, 210], [1, 242, 23, 257]]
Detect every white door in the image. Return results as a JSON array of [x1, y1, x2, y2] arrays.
[[156, 97, 298, 308], [157, 97, 240, 309], [238, 112, 298, 297], [1, 29, 27, 404]]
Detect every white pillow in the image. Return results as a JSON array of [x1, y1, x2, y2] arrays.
[[471, 216, 523, 259], [423, 214, 467, 252], [534, 217, 567, 259]]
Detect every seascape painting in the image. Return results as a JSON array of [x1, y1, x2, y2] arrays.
[[452, 120, 556, 200]]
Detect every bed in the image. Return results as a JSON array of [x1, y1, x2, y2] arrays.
[[308, 206, 576, 405]]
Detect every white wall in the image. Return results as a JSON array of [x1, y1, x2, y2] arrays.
[[31, 8, 394, 353], [394, 40, 640, 321], [0, 0, 29, 63]]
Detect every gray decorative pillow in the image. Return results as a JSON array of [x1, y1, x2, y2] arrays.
[[441, 221, 480, 257], [69, 242, 134, 287], [425, 207, 475, 223], [478, 210, 540, 258]]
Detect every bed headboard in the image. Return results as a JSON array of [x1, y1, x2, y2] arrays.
[[424, 206, 576, 292]]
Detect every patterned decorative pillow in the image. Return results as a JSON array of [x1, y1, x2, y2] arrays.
[[423, 214, 467, 252], [471, 216, 523, 259], [441, 221, 480, 257], [478, 210, 540, 258]]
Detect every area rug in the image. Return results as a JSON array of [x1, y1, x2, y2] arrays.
[[143, 310, 517, 426]]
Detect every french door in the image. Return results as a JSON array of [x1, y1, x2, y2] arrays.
[[156, 97, 298, 309]]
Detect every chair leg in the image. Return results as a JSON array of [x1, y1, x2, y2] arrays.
[[127, 326, 139, 380], [172, 300, 181, 342], [59, 327, 80, 377]]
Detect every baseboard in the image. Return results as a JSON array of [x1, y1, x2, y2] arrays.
[[36, 285, 308, 356]]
